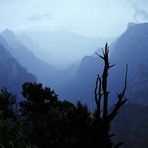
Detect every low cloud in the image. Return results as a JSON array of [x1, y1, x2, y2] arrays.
[[127, 0, 148, 6], [28, 14, 41, 21], [127, 0, 148, 22], [28, 13, 51, 21], [134, 9, 148, 21]]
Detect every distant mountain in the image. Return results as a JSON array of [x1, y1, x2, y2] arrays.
[[58, 55, 100, 108], [59, 23, 148, 107], [27, 31, 106, 68], [1, 29, 56, 86], [0, 40, 36, 95], [18, 33, 80, 87], [1, 29, 81, 90], [52, 61, 79, 89], [18, 33, 42, 58]]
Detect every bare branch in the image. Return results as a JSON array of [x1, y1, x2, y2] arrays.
[[96, 52, 104, 60], [105, 43, 109, 55], [94, 74, 102, 116], [102, 48, 105, 56], [108, 65, 128, 122], [109, 64, 116, 69], [94, 43, 127, 147]]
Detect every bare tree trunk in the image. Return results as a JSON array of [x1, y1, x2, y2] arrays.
[[94, 43, 128, 148]]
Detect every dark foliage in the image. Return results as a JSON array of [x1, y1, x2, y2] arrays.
[[0, 87, 16, 119], [19, 82, 91, 148]]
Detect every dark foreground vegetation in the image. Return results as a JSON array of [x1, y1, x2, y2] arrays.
[[0, 44, 127, 148]]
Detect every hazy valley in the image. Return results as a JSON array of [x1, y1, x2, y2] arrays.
[[0, 23, 148, 148]]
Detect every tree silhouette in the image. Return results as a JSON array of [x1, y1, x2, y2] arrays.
[[0, 87, 16, 119], [93, 43, 128, 148], [19, 82, 91, 148], [20, 82, 59, 148]]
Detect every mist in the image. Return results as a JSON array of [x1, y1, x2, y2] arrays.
[[0, 0, 147, 67]]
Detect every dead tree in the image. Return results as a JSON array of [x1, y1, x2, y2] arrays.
[[94, 43, 128, 148]]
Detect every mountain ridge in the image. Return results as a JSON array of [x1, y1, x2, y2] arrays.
[[58, 23, 148, 107]]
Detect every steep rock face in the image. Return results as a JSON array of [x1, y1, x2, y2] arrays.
[[59, 23, 148, 107], [1, 29, 56, 86], [110, 23, 148, 105], [111, 23, 148, 65], [128, 65, 148, 104], [0, 42, 36, 95], [111, 23, 148, 75]]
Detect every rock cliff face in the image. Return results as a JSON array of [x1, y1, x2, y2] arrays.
[[110, 23, 148, 105]]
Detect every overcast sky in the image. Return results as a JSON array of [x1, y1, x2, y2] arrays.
[[0, 0, 148, 37]]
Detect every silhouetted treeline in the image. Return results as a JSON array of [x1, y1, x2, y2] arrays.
[[0, 82, 93, 148]]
